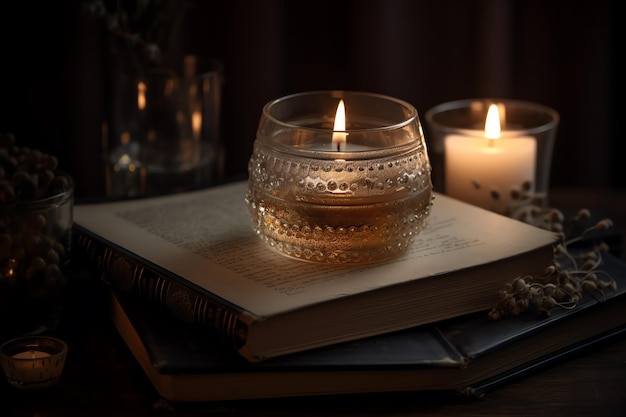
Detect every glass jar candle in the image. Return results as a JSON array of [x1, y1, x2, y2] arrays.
[[424, 99, 559, 214], [246, 91, 433, 264]]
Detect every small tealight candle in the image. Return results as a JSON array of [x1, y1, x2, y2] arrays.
[[0, 336, 68, 389]]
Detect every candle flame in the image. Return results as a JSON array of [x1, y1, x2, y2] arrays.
[[137, 81, 147, 110], [485, 104, 501, 139], [192, 110, 202, 139], [332, 99, 346, 151]]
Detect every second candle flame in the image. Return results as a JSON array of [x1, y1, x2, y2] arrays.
[[332, 99, 347, 151]]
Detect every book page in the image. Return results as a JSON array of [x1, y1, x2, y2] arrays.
[[74, 181, 557, 316]]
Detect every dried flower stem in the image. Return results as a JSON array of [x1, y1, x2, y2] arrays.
[[489, 183, 617, 320]]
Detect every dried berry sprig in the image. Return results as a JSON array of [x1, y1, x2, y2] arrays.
[[488, 185, 617, 320], [502, 181, 567, 233], [488, 240, 616, 320]]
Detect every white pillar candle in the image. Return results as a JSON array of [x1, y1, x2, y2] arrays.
[[444, 104, 537, 213]]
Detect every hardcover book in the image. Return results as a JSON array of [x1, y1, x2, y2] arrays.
[[73, 180, 558, 362], [109, 252, 626, 403]]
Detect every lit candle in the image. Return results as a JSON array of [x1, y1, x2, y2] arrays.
[[10, 350, 53, 384], [12, 350, 52, 359], [444, 104, 536, 213], [137, 81, 147, 110], [192, 110, 202, 140], [0, 336, 68, 389], [247, 91, 433, 264], [293, 99, 375, 152]]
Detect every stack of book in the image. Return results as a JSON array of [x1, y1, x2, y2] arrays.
[[72, 180, 626, 404]]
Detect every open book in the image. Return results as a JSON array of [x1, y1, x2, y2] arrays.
[[73, 180, 558, 362], [108, 251, 626, 403]]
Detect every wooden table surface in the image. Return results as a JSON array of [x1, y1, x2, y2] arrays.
[[2, 187, 626, 417]]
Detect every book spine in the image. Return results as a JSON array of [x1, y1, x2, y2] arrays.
[[73, 227, 249, 351]]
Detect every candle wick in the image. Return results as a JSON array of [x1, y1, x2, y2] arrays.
[[488, 139, 495, 148]]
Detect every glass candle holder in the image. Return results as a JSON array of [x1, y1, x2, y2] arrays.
[[246, 91, 433, 264], [103, 56, 224, 198], [424, 99, 559, 214], [0, 336, 68, 389]]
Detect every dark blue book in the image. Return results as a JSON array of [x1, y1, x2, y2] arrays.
[[109, 252, 626, 403]]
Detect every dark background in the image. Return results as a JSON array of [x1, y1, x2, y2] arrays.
[[0, 0, 621, 200]]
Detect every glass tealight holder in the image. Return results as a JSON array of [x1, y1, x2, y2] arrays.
[[0, 336, 68, 389], [246, 91, 433, 264], [424, 99, 559, 214]]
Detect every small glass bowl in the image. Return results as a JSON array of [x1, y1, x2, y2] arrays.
[[0, 336, 68, 389], [0, 172, 74, 339]]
